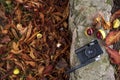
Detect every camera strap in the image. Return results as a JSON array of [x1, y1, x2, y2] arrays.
[[66, 58, 96, 74]]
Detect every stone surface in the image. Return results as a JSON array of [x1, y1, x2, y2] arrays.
[[69, 0, 115, 80]]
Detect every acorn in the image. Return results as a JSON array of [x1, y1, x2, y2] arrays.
[[96, 29, 106, 40], [85, 27, 94, 36], [113, 19, 120, 29]]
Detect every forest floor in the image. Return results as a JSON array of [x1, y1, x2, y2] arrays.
[[0, 0, 71, 80]]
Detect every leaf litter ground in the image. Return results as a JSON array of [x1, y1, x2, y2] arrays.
[[0, 0, 71, 80]]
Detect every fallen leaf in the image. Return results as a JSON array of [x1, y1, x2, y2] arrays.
[[40, 13, 44, 25], [17, 23, 27, 35], [26, 74, 36, 80], [24, 22, 33, 42], [105, 31, 120, 46], [1, 36, 11, 44], [29, 47, 36, 59], [14, 61, 25, 71], [10, 28, 19, 39], [20, 53, 32, 61], [43, 65, 53, 74], [106, 46, 120, 65], [10, 49, 22, 54], [38, 65, 45, 76], [110, 10, 120, 22], [25, 61, 36, 67], [56, 58, 68, 69], [12, 42, 19, 51]]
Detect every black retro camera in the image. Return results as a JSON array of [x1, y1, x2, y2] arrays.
[[66, 40, 103, 73], [75, 40, 103, 64]]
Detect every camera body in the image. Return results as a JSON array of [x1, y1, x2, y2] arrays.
[[75, 40, 103, 64]]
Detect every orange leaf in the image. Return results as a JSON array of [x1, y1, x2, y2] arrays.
[[12, 42, 19, 51], [38, 65, 45, 75], [25, 61, 36, 67], [110, 10, 120, 22], [105, 31, 120, 46]]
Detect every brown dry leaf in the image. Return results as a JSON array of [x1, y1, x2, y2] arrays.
[[0, 63, 4, 67], [10, 42, 22, 54], [2, 53, 14, 60], [20, 53, 32, 61], [17, 23, 27, 35], [12, 42, 19, 51], [63, 22, 68, 28], [10, 49, 22, 54], [29, 47, 36, 59], [14, 61, 25, 71], [1, 29, 8, 34], [40, 13, 44, 25], [38, 65, 45, 76], [105, 31, 120, 46], [1, 35, 11, 44], [110, 10, 120, 22], [0, 25, 8, 34], [26, 74, 36, 80], [56, 58, 68, 69], [19, 34, 26, 43], [54, 45, 69, 61], [10, 28, 19, 39], [15, 0, 24, 3], [25, 61, 36, 67], [106, 47, 120, 64], [42, 32, 46, 43], [53, 12, 63, 17], [26, 31, 39, 44], [6, 61, 11, 70], [24, 22, 33, 42], [0, 4, 7, 20], [43, 65, 53, 74], [62, 3, 69, 18], [53, 15, 61, 22], [15, 9, 22, 22]]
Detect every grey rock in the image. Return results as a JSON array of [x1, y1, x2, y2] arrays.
[[69, 0, 115, 80]]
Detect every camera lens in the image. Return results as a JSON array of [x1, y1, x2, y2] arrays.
[[85, 46, 96, 58]]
